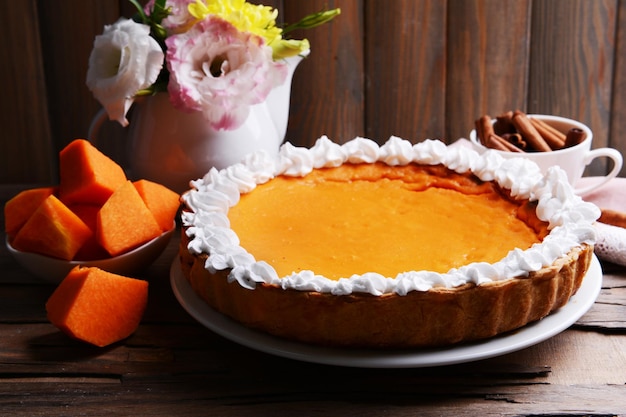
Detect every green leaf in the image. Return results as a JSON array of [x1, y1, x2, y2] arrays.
[[128, 0, 149, 24]]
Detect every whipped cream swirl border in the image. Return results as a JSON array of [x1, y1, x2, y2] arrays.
[[181, 136, 600, 296]]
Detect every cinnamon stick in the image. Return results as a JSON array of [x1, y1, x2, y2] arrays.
[[493, 111, 515, 136], [564, 128, 587, 148], [475, 115, 494, 146], [531, 117, 567, 141], [487, 134, 524, 153], [599, 209, 626, 229], [512, 111, 552, 152], [529, 117, 566, 150], [484, 134, 509, 151], [502, 133, 527, 150]]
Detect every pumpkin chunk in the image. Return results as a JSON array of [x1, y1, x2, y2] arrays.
[[58, 139, 127, 206], [4, 186, 57, 237], [97, 181, 162, 256], [11, 195, 92, 260], [68, 204, 109, 261], [46, 266, 148, 347], [133, 179, 180, 232]]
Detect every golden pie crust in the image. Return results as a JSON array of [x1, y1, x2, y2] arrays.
[[179, 233, 591, 348], [179, 162, 594, 348]]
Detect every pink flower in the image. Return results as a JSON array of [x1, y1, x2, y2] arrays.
[[165, 16, 287, 130], [144, 0, 197, 34]]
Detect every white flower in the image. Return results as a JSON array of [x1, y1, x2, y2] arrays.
[[86, 18, 164, 126], [165, 16, 287, 130]]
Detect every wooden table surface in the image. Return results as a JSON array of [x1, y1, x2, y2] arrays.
[[1, 186, 626, 416]]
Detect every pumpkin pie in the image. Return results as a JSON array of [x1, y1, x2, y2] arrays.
[[178, 136, 598, 348]]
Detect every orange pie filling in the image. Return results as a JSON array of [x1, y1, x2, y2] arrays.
[[228, 163, 548, 280]]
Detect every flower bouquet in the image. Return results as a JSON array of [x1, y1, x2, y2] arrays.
[[86, 0, 340, 130]]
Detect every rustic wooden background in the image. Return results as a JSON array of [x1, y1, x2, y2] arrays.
[[2, 0, 625, 187]]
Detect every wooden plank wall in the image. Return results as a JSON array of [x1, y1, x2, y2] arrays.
[[1, 0, 624, 187]]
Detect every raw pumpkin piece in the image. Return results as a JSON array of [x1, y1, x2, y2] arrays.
[[11, 195, 92, 260], [68, 204, 109, 261], [46, 266, 148, 347], [133, 179, 180, 232], [58, 139, 127, 206], [97, 181, 162, 256], [4, 186, 56, 237]]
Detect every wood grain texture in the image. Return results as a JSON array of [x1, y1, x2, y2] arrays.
[[528, 0, 617, 175], [37, 0, 127, 171], [1, 0, 625, 186], [285, 0, 364, 146], [365, 0, 446, 143], [446, 0, 531, 142], [610, 0, 626, 176], [0, 0, 54, 184]]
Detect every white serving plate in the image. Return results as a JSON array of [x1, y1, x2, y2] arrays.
[[170, 255, 602, 368]]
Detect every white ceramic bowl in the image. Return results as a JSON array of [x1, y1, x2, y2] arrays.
[[6, 226, 174, 284]]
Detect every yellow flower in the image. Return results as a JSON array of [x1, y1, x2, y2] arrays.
[[189, 0, 281, 44], [188, 0, 339, 59], [271, 38, 311, 60]]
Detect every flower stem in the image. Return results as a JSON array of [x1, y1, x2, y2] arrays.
[[282, 8, 341, 35]]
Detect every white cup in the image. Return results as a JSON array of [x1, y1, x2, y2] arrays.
[[469, 114, 623, 195]]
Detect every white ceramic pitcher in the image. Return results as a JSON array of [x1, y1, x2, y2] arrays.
[[89, 51, 308, 194]]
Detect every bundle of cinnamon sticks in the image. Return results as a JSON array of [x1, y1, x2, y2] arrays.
[[474, 110, 587, 153]]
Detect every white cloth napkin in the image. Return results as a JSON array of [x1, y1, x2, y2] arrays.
[[593, 222, 626, 266], [578, 176, 626, 266]]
